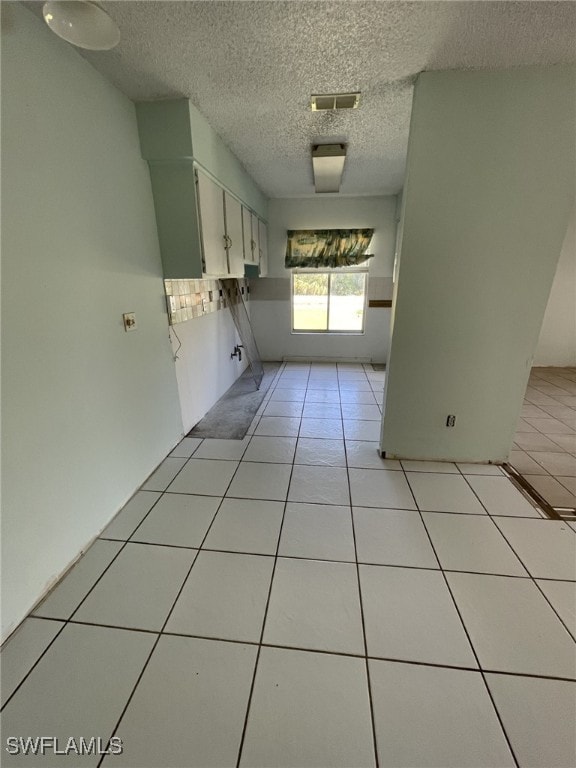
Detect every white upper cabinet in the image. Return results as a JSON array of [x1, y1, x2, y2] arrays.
[[196, 170, 227, 277], [242, 206, 254, 263], [241, 205, 272, 278], [250, 211, 260, 264], [242, 206, 262, 269], [197, 170, 248, 278], [258, 219, 268, 277], [137, 100, 268, 279], [224, 192, 244, 277]]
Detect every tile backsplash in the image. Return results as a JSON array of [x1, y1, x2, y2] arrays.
[[164, 278, 249, 325]]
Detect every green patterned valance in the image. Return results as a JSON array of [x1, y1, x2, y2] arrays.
[[285, 229, 374, 269]]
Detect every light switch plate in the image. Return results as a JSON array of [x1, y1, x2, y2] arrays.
[[123, 312, 137, 332]]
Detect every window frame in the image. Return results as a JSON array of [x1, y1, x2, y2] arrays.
[[290, 267, 369, 335]]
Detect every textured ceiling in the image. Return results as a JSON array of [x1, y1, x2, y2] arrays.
[[27, 1, 576, 197]]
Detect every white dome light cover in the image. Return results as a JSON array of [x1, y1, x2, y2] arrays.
[[43, 1, 120, 51]]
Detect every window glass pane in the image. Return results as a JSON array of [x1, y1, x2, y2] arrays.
[[328, 273, 366, 331], [293, 273, 329, 331]]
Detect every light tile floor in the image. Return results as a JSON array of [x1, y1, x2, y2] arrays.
[[511, 367, 576, 511], [2, 362, 576, 768]]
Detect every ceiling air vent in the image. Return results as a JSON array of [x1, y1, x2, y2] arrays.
[[311, 92, 360, 111]]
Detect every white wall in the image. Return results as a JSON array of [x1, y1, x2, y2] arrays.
[[251, 196, 397, 362], [1, 4, 184, 641], [381, 66, 575, 462], [170, 311, 247, 433], [534, 209, 576, 367]]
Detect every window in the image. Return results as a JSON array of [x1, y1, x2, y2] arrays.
[[291, 270, 368, 333]]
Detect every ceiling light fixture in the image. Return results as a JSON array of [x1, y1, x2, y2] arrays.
[[312, 144, 347, 193], [42, 1, 120, 50]]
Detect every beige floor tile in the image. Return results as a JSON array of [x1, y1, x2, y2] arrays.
[[514, 433, 565, 452], [525, 417, 576, 434], [548, 433, 576, 453], [524, 474, 576, 507], [371, 661, 515, 768], [486, 674, 576, 768], [527, 451, 576, 477], [240, 648, 375, 768], [558, 476, 576, 495], [508, 450, 548, 475]]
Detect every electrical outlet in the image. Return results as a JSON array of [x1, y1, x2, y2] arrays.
[[123, 312, 137, 332], [446, 414, 456, 427]]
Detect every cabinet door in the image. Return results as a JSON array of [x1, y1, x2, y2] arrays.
[[250, 212, 259, 264], [242, 206, 254, 263], [258, 219, 268, 277], [196, 170, 227, 277], [147, 163, 204, 278], [224, 192, 244, 277]]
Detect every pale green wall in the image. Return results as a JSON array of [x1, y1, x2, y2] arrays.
[[381, 66, 575, 462], [136, 99, 193, 160], [136, 99, 267, 218], [1, 4, 183, 640], [534, 209, 576, 366]]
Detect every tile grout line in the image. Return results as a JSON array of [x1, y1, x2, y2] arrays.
[[239, 361, 285, 439], [484, 530, 576, 646], [0, 485, 173, 714], [128, 441, 212, 540], [401, 463, 522, 768], [339, 366, 381, 768], [459, 473, 576, 642], [25, 614, 576, 684], [0, 619, 69, 713], [511, 386, 576, 509], [91, 540, 576, 582], [95, 439, 248, 768], [143, 439, 204, 491], [249, 363, 304, 437], [154, 488, 555, 517], [234, 360, 306, 768]]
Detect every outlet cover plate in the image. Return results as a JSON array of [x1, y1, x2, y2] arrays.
[[123, 312, 137, 332]]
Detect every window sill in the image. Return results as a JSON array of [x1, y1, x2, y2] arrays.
[[291, 331, 365, 336], [368, 299, 392, 308]]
